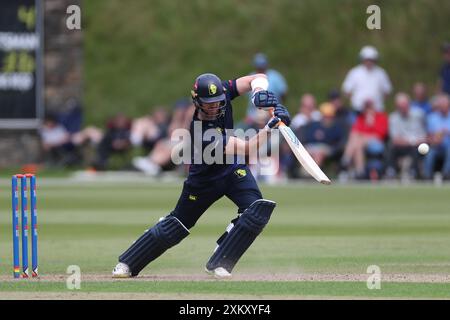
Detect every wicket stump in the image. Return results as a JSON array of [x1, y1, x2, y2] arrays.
[[12, 174, 38, 278]]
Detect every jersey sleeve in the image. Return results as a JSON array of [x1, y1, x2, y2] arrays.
[[223, 79, 239, 101]]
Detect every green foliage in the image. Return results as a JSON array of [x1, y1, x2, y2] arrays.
[[83, 0, 450, 125]]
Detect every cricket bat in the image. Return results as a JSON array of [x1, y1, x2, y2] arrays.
[[271, 110, 331, 185]]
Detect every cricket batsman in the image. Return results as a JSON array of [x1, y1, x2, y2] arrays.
[[113, 72, 291, 278]]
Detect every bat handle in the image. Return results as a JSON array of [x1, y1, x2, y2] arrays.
[[269, 107, 286, 127]]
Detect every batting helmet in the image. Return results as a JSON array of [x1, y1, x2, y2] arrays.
[[191, 73, 227, 120]]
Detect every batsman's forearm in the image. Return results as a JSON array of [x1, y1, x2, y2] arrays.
[[236, 73, 267, 95]]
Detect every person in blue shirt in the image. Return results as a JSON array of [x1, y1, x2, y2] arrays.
[[410, 82, 432, 114], [245, 53, 288, 122], [112, 73, 291, 278], [423, 94, 450, 180]]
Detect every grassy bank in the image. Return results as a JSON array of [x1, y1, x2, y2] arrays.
[[84, 0, 450, 125]]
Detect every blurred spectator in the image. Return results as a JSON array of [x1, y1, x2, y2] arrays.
[[245, 53, 288, 122], [39, 113, 79, 167], [167, 99, 194, 136], [93, 113, 132, 170], [411, 82, 432, 114], [290, 94, 321, 130], [423, 94, 450, 180], [342, 46, 392, 112], [385, 93, 427, 179], [285, 94, 321, 178], [58, 97, 83, 134], [132, 100, 195, 176], [328, 89, 353, 135], [71, 126, 103, 146], [70, 126, 104, 167], [438, 42, 450, 95], [41, 98, 103, 167], [340, 99, 388, 179], [300, 102, 346, 168], [130, 107, 170, 153]]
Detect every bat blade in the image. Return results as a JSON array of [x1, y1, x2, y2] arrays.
[[278, 124, 331, 185]]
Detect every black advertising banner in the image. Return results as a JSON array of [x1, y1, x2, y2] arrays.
[[0, 0, 43, 128]]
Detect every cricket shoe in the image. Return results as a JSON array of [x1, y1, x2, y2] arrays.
[[112, 262, 132, 278], [205, 267, 232, 279]]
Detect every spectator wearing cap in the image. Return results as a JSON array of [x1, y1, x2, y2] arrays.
[[246, 53, 288, 122], [411, 82, 432, 114], [342, 46, 393, 113], [385, 93, 427, 179], [438, 42, 450, 95]]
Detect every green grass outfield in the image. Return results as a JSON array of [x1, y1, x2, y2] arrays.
[[0, 178, 449, 299]]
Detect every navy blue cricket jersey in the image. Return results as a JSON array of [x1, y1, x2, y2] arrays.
[[187, 79, 244, 186]]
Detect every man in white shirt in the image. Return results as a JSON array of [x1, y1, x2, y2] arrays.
[[385, 93, 427, 179], [342, 46, 393, 112]]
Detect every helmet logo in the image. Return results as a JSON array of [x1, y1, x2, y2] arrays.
[[208, 84, 217, 95]]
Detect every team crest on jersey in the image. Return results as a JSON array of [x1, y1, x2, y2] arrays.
[[208, 83, 217, 95], [216, 127, 223, 134], [234, 169, 247, 178]]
